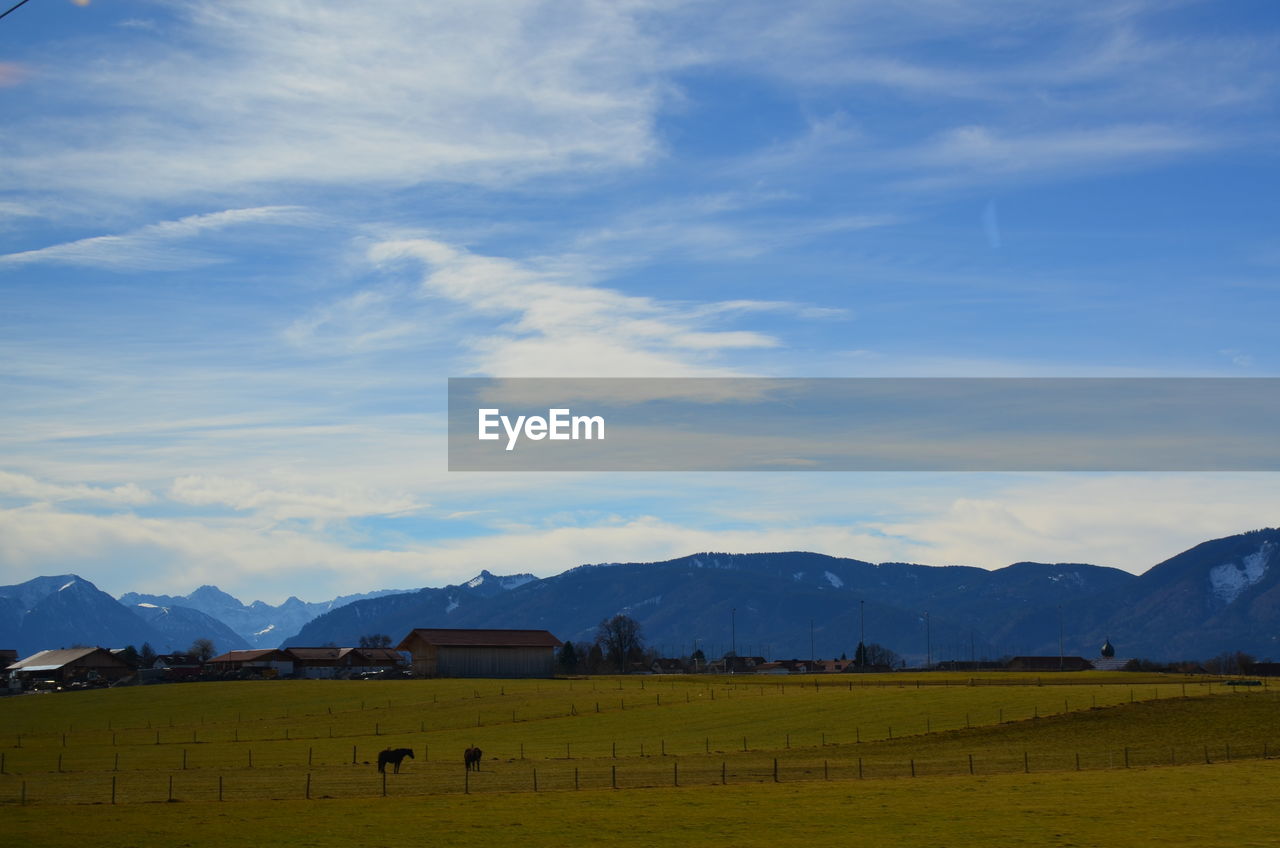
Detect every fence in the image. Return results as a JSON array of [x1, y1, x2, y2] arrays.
[[2, 737, 1276, 806]]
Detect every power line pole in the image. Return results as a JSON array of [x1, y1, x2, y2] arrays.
[[925, 611, 931, 670]]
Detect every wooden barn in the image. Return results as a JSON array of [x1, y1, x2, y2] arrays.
[[395, 628, 562, 678], [7, 647, 135, 684]]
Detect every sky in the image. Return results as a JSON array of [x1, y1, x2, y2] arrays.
[[1, 0, 1279, 604]]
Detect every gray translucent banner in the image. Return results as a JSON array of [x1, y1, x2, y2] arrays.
[[448, 378, 1280, 471]]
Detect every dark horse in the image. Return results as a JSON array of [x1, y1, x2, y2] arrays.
[[377, 747, 414, 774], [464, 746, 483, 771]]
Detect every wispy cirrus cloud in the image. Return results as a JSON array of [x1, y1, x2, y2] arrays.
[[312, 237, 792, 376], [0, 470, 153, 506], [169, 474, 423, 525], [0, 206, 311, 271], [4, 1, 666, 203]]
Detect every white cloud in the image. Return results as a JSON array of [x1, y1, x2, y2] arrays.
[[0, 206, 310, 271], [6, 2, 665, 201], [169, 474, 423, 524], [288, 237, 798, 377], [870, 474, 1280, 572], [901, 123, 1218, 182], [0, 470, 154, 506]]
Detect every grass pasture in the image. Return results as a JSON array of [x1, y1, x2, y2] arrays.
[[3, 672, 1278, 846]]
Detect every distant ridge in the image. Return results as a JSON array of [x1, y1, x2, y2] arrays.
[[6, 529, 1278, 663]]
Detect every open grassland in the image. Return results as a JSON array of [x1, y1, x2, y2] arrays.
[[8, 760, 1280, 848], [1, 672, 1275, 806]]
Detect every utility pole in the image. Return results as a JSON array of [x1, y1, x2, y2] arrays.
[[809, 619, 815, 666], [1058, 605, 1064, 671], [859, 599, 866, 667], [731, 607, 736, 666], [925, 611, 931, 670]]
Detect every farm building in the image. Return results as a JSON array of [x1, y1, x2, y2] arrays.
[[284, 647, 406, 679], [204, 648, 294, 677], [396, 628, 562, 678], [6, 647, 135, 684]]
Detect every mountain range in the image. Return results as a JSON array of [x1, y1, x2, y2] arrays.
[[2, 528, 1278, 663]]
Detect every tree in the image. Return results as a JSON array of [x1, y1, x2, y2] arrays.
[[359, 634, 392, 648], [862, 642, 900, 668], [689, 648, 706, 671], [854, 641, 868, 667], [119, 645, 140, 668], [596, 614, 644, 672], [139, 642, 157, 666], [557, 641, 579, 674], [189, 638, 216, 662], [586, 642, 605, 674]]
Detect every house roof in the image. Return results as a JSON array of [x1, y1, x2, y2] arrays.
[[206, 649, 292, 664], [285, 647, 353, 662], [8, 647, 125, 671], [397, 629, 562, 650], [354, 647, 405, 663]]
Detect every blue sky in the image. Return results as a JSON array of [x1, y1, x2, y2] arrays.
[[2, 1, 1279, 603]]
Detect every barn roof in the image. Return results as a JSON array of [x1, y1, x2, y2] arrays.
[[206, 649, 292, 664], [285, 647, 352, 661], [397, 629, 562, 650], [8, 647, 126, 671]]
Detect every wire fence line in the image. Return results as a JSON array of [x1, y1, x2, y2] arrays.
[[3, 677, 1251, 746], [4, 680, 1255, 756], [1, 738, 1276, 806]]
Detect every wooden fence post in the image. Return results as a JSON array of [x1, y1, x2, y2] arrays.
[[673, 762, 678, 786], [824, 760, 829, 780], [306, 773, 311, 800], [721, 761, 726, 785], [533, 768, 538, 792], [111, 775, 116, 805], [968, 754, 974, 775], [168, 774, 174, 802], [910, 759, 915, 777], [773, 758, 779, 782], [612, 764, 617, 789], [219, 775, 224, 802], [1023, 751, 1029, 773], [858, 757, 863, 779], [382, 770, 387, 797], [575, 767, 579, 790]]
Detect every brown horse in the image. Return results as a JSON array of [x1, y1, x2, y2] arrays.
[[378, 747, 414, 774], [464, 746, 483, 771]]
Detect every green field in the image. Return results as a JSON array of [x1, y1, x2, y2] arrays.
[[4, 673, 1278, 846]]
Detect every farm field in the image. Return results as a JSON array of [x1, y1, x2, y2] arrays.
[[3, 672, 1278, 846]]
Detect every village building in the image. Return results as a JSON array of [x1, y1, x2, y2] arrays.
[[395, 629, 562, 678], [284, 646, 406, 679], [204, 648, 294, 677], [755, 659, 809, 674], [650, 658, 687, 674], [6, 647, 135, 685], [1090, 638, 1131, 671]]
